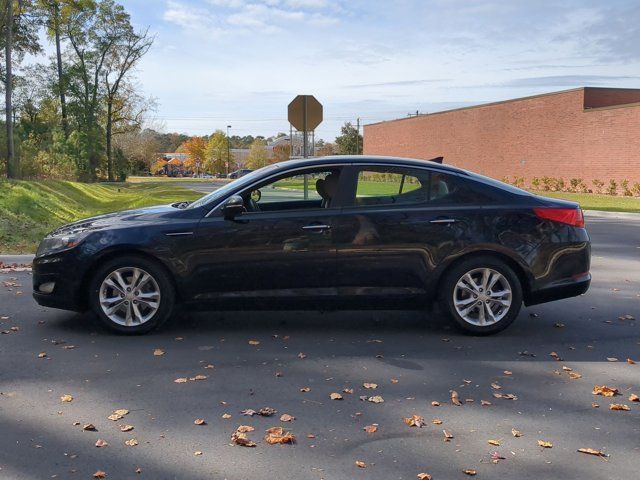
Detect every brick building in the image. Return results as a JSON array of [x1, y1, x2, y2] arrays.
[[363, 87, 640, 185]]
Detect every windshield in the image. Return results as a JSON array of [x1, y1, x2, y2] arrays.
[[187, 165, 279, 209]]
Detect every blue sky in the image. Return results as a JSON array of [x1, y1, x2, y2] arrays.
[[118, 0, 640, 140]]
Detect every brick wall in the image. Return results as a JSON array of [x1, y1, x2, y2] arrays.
[[363, 88, 640, 185]]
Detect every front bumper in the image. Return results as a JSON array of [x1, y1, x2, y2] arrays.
[[32, 253, 86, 312]]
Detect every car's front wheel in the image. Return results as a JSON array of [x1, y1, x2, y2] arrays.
[[89, 255, 175, 334], [441, 256, 522, 335]]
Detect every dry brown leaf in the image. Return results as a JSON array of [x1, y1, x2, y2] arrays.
[[300, 387, 311, 392], [107, 414, 122, 421], [135, 468, 142, 474], [236, 425, 255, 433], [343, 388, 354, 394], [627, 358, 636, 365], [258, 407, 277, 417], [391, 378, 399, 384], [153, 349, 164, 356], [609, 403, 630, 411], [431, 401, 440, 407], [240, 409, 256, 416], [174, 377, 188, 384], [491, 382, 502, 390], [592, 402, 600, 408], [432, 418, 443, 425], [451, 390, 462, 406], [503, 370, 513, 375], [512, 428, 522, 437], [488, 439, 501, 446], [330, 392, 343, 400], [368, 395, 384, 403], [191, 374, 208, 381], [629, 394, 639, 402], [606, 357, 618, 362], [231, 426, 256, 447], [124, 438, 138, 447], [194, 451, 203, 456], [120, 425, 134, 432], [222, 413, 232, 419], [60, 394, 73, 403], [355, 460, 367, 468], [93, 471, 107, 479], [404, 415, 426, 427], [363, 383, 378, 389], [417, 474, 432, 480], [538, 440, 553, 448], [113, 409, 128, 416], [81, 423, 95, 431], [280, 414, 295, 422], [443, 430, 454, 442], [592, 385, 619, 397], [463, 470, 477, 476], [95, 439, 108, 448], [578, 447, 608, 457], [481, 400, 491, 406], [298, 352, 306, 359], [264, 426, 295, 444], [363, 424, 378, 434], [568, 372, 582, 380], [194, 418, 206, 425], [38, 352, 47, 358], [248, 340, 260, 345]]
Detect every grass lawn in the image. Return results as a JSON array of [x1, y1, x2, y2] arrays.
[[0, 180, 201, 254], [534, 191, 640, 213]]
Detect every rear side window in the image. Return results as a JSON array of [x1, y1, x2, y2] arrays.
[[353, 167, 492, 207]]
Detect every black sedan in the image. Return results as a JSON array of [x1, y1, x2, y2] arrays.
[[33, 156, 591, 335]]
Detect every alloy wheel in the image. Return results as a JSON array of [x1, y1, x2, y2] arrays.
[[453, 267, 512, 326], [98, 267, 161, 327]]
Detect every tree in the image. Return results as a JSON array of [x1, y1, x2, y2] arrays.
[[272, 143, 290, 163], [245, 138, 268, 169], [335, 121, 362, 155], [182, 136, 206, 174], [204, 129, 230, 174]]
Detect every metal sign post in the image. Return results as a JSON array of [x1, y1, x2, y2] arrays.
[[288, 95, 323, 200]]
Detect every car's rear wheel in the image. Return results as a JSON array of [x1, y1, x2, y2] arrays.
[[89, 255, 175, 334], [441, 256, 522, 335]]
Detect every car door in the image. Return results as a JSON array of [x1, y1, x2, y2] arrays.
[[185, 166, 349, 301], [332, 165, 492, 297]]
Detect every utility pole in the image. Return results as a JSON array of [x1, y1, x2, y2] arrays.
[[226, 125, 231, 175], [5, 0, 15, 178], [356, 117, 360, 154]]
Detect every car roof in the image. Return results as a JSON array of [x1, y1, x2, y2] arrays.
[[271, 155, 468, 175]]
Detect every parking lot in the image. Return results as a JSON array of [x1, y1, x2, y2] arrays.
[[0, 213, 638, 480]]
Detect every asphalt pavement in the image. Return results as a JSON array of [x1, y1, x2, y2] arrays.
[[0, 215, 639, 480]]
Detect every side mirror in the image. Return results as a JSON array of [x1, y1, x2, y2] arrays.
[[222, 195, 246, 220]]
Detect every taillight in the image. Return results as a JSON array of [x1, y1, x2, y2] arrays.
[[533, 208, 585, 228]]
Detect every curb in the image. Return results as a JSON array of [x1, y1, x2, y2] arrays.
[[584, 210, 640, 220], [0, 254, 35, 266]]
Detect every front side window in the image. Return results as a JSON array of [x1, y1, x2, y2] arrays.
[[241, 168, 341, 212]]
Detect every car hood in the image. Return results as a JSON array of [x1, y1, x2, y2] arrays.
[[49, 204, 181, 237]]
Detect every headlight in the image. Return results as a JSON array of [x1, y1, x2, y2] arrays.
[[36, 231, 91, 257]]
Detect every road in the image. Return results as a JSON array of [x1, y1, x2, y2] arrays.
[[0, 214, 639, 480]]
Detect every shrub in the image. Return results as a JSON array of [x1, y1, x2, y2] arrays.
[[531, 177, 541, 189], [569, 178, 583, 192], [512, 176, 525, 188], [592, 179, 604, 194], [621, 180, 632, 196], [607, 179, 618, 196], [555, 178, 565, 192], [541, 176, 552, 191], [632, 182, 640, 197]]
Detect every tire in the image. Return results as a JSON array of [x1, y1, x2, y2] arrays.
[[89, 255, 175, 334], [440, 255, 522, 335]]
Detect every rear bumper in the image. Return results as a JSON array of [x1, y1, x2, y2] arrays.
[[525, 272, 591, 306]]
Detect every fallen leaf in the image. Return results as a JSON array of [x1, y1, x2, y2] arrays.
[[609, 403, 630, 411], [491, 382, 502, 390], [300, 387, 311, 393], [363, 424, 378, 434], [368, 395, 384, 403], [231, 426, 256, 447], [330, 392, 343, 400], [93, 471, 107, 479], [236, 425, 255, 433], [443, 430, 454, 442], [264, 426, 295, 444], [95, 439, 108, 448], [363, 383, 378, 389], [343, 388, 354, 394], [240, 409, 257, 416], [503, 370, 513, 375], [222, 413, 232, 419], [451, 390, 462, 406], [124, 438, 138, 447], [431, 401, 440, 407], [481, 400, 492, 406], [38, 352, 47, 358], [606, 357, 618, 362], [258, 407, 276, 417], [391, 378, 399, 384], [204, 364, 215, 369], [135, 468, 142, 474], [538, 440, 553, 448], [417, 474, 432, 480], [592, 402, 600, 408], [512, 428, 522, 437], [191, 374, 207, 381], [592, 385, 619, 397], [491, 451, 506, 463], [488, 439, 501, 446], [355, 460, 367, 468], [463, 469, 477, 476], [60, 394, 73, 403], [120, 425, 134, 432], [248, 340, 260, 345], [629, 394, 639, 402], [578, 448, 608, 457], [404, 415, 426, 427], [280, 414, 295, 422], [627, 358, 636, 365], [174, 377, 188, 384], [194, 451, 203, 456], [83, 424, 96, 431], [298, 352, 306, 359], [568, 372, 582, 380], [493, 393, 518, 400], [194, 418, 207, 425], [153, 349, 165, 356], [432, 418, 443, 425]]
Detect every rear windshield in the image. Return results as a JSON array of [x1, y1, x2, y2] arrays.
[[467, 172, 532, 196]]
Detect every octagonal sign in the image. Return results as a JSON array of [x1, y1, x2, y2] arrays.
[[288, 95, 323, 131]]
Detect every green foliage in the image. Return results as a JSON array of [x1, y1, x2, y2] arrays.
[[335, 122, 362, 155], [606, 179, 617, 196], [592, 179, 604, 194], [204, 130, 231, 174], [245, 138, 268, 169]]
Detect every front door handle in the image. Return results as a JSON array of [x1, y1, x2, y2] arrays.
[[302, 224, 331, 232], [429, 218, 458, 225]]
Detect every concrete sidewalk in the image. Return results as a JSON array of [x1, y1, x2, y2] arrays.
[[0, 254, 34, 265]]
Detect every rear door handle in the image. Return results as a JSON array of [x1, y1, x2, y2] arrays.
[[429, 218, 458, 225], [302, 224, 331, 231]]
